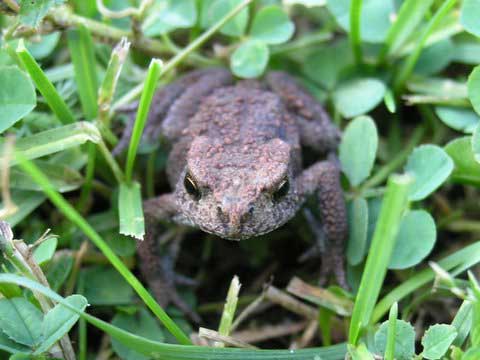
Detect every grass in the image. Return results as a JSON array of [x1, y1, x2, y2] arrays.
[[349, 0, 363, 65], [1, 0, 480, 359], [348, 174, 411, 344], [392, 0, 459, 93], [124, 59, 162, 184], [16, 40, 76, 125], [384, 302, 398, 360]]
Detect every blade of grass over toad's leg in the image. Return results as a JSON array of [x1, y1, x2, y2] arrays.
[[349, 174, 412, 345], [0, 122, 101, 166], [14, 154, 191, 345], [125, 59, 162, 184], [393, 0, 458, 93], [349, 0, 363, 65], [112, 0, 254, 111], [372, 240, 480, 323], [385, 302, 398, 360], [67, 24, 99, 120], [377, 0, 435, 64], [119, 182, 144, 240], [16, 40, 76, 124], [0, 274, 348, 360]]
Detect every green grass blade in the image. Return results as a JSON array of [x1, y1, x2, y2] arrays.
[[77, 143, 96, 213], [469, 273, 480, 347], [349, 0, 363, 64], [0, 121, 123, 184], [67, 24, 99, 120], [9, 160, 82, 193], [396, 11, 462, 57], [16, 40, 76, 124], [14, 153, 191, 345], [452, 301, 473, 347], [77, 276, 87, 360], [348, 174, 412, 345], [69, 69, 124, 200], [384, 302, 398, 360], [118, 181, 144, 240], [348, 343, 374, 359], [377, 0, 435, 63], [217, 276, 241, 346], [372, 240, 480, 323], [0, 122, 101, 166], [0, 274, 348, 360], [97, 140, 124, 183], [125, 59, 162, 183], [393, 0, 458, 93], [98, 38, 130, 126]]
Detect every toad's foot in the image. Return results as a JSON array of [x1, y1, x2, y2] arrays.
[[146, 235, 201, 323], [300, 209, 348, 289], [139, 196, 201, 323], [148, 256, 201, 324]]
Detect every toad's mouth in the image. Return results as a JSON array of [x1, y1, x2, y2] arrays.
[[198, 224, 279, 241], [199, 225, 247, 241]]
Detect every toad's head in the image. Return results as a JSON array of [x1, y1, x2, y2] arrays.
[[175, 136, 301, 240]]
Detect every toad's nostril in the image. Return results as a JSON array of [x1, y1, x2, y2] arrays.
[[240, 206, 254, 223], [217, 202, 253, 227], [217, 206, 229, 223]]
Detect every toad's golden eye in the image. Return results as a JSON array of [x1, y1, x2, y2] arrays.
[[273, 178, 289, 202], [184, 172, 201, 200]]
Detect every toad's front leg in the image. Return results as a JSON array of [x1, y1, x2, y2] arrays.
[[298, 159, 348, 287], [140, 194, 200, 322]]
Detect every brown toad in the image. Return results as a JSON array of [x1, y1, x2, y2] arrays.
[[116, 68, 348, 320]]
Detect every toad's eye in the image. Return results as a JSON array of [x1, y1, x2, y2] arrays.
[[273, 178, 289, 202], [184, 172, 201, 200]]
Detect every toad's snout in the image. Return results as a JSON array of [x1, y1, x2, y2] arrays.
[[216, 196, 254, 239]]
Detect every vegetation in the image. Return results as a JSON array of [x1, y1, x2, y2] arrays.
[[1, 0, 480, 359]]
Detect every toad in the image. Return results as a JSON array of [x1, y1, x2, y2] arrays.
[[116, 68, 348, 321]]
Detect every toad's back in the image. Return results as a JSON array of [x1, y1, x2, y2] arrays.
[[187, 86, 300, 149], [166, 85, 302, 189]]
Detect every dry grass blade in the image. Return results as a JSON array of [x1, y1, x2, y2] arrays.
[[265, 285, 317, 319], [287, 277, 353, 316], [199, 328, 257, 349], [0, 137, 17, 219], [232, 322, 309, 345]]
